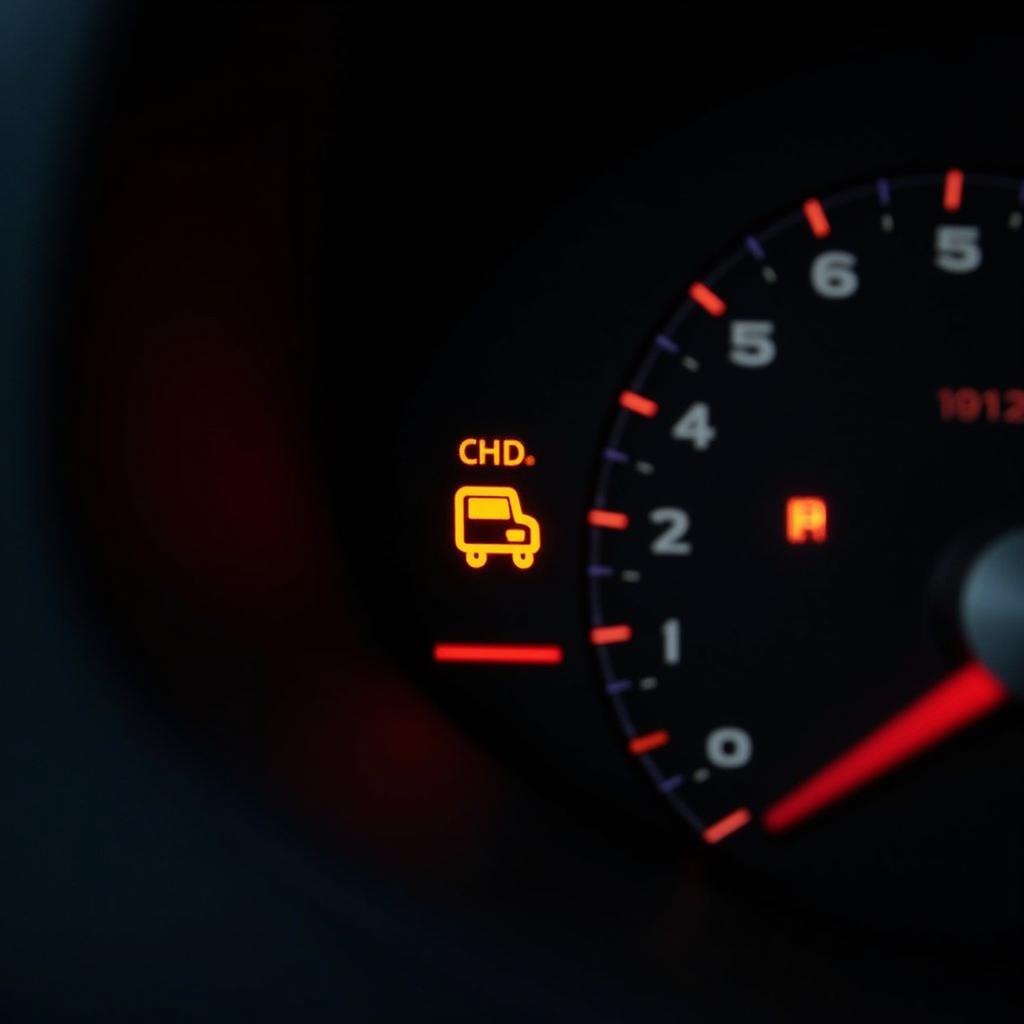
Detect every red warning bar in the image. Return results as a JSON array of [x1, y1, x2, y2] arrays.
[[433, 643, 564, 665]]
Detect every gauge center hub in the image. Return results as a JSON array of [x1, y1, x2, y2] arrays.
[[961, 526, 1024, 697]]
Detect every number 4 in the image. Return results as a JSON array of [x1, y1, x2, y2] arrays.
[[672, 402, 716, 451]]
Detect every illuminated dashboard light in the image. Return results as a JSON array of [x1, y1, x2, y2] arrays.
[[802, 198, 831, 238], [590, 624, 632, 646], [688, 282, 727, 317], [458, 437, 532, 466], [786, 496, 828, 545], [453, 485, 540, 569], [629, 729, 670, 755], [587, 508, 629, 530], [619, 390, 659, 418], [433, 643, 564, 665], [943, 168, 964, 212], [702, 807, 752, 844]]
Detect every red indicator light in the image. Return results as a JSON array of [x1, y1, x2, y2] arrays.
[[587, 508, 629, 530], [802, 198, 831, 238], [433, 643, 564, 665], [943, 168, 964, 212], [688, 282, 727, 317], [619, 390, 659, 418], [702, 807, 752, 845], [786, 496, 828, 545], [629, 729, 670, 755], [590, 624, 632, 646]]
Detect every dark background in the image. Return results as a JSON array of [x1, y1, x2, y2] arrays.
[[3, 5, 1021, 1021]]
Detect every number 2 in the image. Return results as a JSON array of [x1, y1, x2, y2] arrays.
[[649, 507, 692, 555]]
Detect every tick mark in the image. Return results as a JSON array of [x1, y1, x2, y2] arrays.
[[943, 168, 964, 213], [588, 509, 629, 530], [619, 390, 659, 418], [629, 729, 670, 756], [590, 624, 633, 646], [702, 807, 752, 844], [802, 197, 831, 238], [689, 282, 727, 317]]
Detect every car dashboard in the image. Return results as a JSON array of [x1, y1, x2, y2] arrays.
[[2, 8, 1022, 1021]]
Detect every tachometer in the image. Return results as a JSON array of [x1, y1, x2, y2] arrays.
[[587, 170, 1023, 934]]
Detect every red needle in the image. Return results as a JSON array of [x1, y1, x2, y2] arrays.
[[762, 661, 1008, 834]]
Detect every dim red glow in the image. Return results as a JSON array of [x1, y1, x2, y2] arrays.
[[629, 730, 670, 755], [937, 387, 1024, 424], [943, 168, 964, 212], [433, 643, 564, 665], [762, 661, 1007, 834], [802, 198, 831, 238], [619, 390, 659, 418], [590, 624, 633, 645], [688, 282, 727, 317], [786, 496, 828, 544], [588, 508, 630, 530], [702, 807, 752, 844]]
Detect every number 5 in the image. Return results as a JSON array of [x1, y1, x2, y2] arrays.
[[729, 321, 776, 368], [934, 225, 982, 274]]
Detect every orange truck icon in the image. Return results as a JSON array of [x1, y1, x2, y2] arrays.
[[454, 485, 541, 569]]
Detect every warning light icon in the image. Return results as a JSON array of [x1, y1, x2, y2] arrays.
[[454, 485, 541, 569], [786, 496, 828, 545]]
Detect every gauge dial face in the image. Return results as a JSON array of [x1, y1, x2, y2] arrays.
[[587, 172, 1024, 934]]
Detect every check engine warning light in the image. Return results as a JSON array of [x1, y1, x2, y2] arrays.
[[454, 486, 541, 569], [453, 438, 541, 569], [786, 496, 828, 545]]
